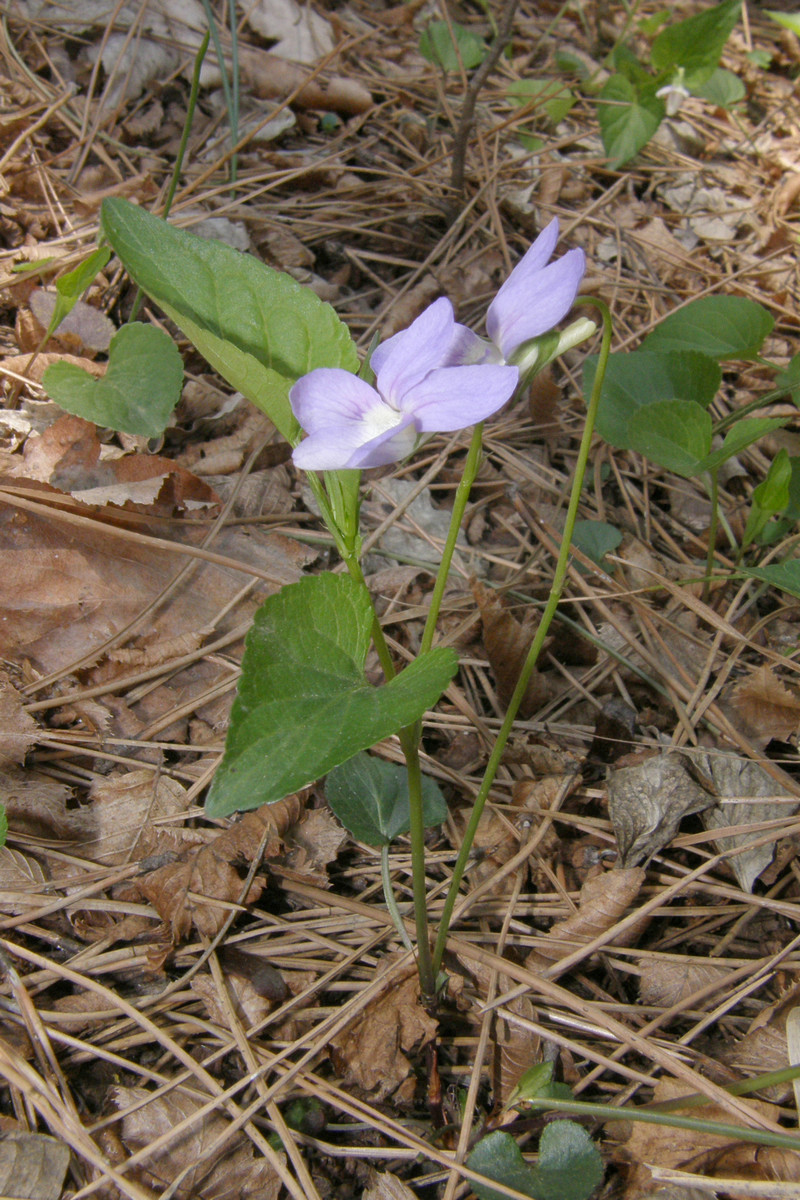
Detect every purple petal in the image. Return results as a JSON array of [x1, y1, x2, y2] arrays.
[[486, 248, 585, 360], [293, 413, 417, 470], [402, 364, 519, 431], [372, 298, 458, 403], [290, 368, 383, 436]]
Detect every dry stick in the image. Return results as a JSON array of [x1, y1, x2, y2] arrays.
[[448, 0, 520, 200]]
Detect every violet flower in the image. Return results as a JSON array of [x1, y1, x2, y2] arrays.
[[484, 218, 586, 363], [290, 297, 518, 471], [370, 219, 586, 374]]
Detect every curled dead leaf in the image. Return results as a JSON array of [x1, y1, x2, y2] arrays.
[[133, 797, 305, 944], [471, 577, 548, 718], [528, 867, 646, 972], [607, 750, 715, 867]]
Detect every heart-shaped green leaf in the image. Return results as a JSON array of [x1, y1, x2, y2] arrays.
[[101, 198, 358, 442], [586, 349, 721, 448], [651, 0, 741, 89], [43, 322, 183, 437], [597, 73, 664, 166], [627, 399, 712, 476], [325, 752, 448, 845], [206, 574, 458, 817], [641, 296, 773, 359], [466, 1122, 603, 1200]]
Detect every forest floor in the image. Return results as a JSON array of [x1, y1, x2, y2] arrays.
[[2, 1, 800, 1198]]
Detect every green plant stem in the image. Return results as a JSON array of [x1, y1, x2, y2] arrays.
[[306, 472, 435, 994], [200, 0, 238, 185], [400, 727, 436, 999], [431, 298, 612, 978], [420, 423, 484, 655], [519, 1095, 800, 1154], [228, 0, 239, 188], [130, 30, 209, 323], [163, 30, 210, 219], [703, 466, 720, 603], [381, 845, 414, 953], [647, 1062, 800, 1112]]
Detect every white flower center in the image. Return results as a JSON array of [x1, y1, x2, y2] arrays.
[[362, 400, 404, 439]]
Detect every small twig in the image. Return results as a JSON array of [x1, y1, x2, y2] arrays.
[[449, 0, 520, 202]]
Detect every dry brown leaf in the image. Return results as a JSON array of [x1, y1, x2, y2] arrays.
[[0, 484, 310, 674], [282, 806, 346, 883], [0, 1130, 70, 1200], [697, 749, 800, 892], [239, 43, 372, 113], [724, 664, 800, 749], [0, 671, 38, 765], [133, 797, 304, 944], [363, 1169, 418, 1199], [471, 577, 548, 718], [330, 960, 437, 1101], [4, 768, 188, 865], [528, 867, 646, 969], [111, 1085, 281, 1199], [607, 750, 716, 867], [494, 987, 541, 1108], [717, 987, 800, 1102], [639, 959, 730, 1009], [191, 971, 276, 1031], [0, 846, 48, 915], [0, 351, 105, 384], [450, 800, 520, 899], [379, 276, 441, 338]]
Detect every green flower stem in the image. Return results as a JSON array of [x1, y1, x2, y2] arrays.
[[647, 1062, 800, 1112], [432, 298, 612, 978], [305, 472, 436, 990], [518, 1095, 800, 1154], [400, 726, 436, 999], [420, 422, 484, 655], [381, 844, 414, 953]]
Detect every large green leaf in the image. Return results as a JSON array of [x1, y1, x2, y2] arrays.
[[466, 1123, 603, 1200], [641, 296, 773, 359], [206, 575, 458, 817], [651, 0, 742, 89], [742, 560, 800, 600], [100, 198, 359, 441], [586, 350, 721, 448], [597, 73, 664, 166], [627, 398, 711, 476], [43, 323, 182, 437], [325, 752, 447, 845]]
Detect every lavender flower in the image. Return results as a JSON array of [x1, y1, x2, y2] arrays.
[[485, 218, 586, 363], [290, 297, 518, 471], [370, 219, 586, 373]]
